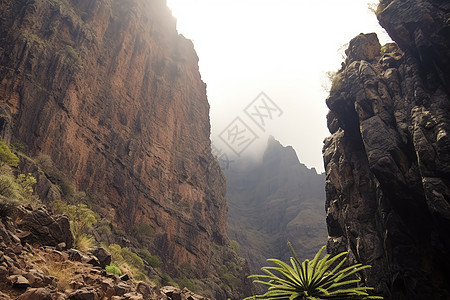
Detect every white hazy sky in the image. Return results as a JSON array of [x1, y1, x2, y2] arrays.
[[166, 0, 391, 173]]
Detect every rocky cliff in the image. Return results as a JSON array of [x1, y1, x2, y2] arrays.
[[323, 0, 450, 298], [226, 137, 327, 273], [0, 0, 244, 297]]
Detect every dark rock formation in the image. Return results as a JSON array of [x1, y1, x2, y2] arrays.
[[0, 0, 241, 296], [226, 136, 327, 273], [15, 206, 73, 249], [323, 0, 450, 298]]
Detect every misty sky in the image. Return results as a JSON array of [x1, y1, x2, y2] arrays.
[[166, 0, 391, 173]]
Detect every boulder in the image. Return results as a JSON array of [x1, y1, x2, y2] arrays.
[[8, 275, 30, 288], [16, 288, 52, 300], [68, 288, 99, 300], [91, 247, 111, 268], [15, 207, 73, 248]]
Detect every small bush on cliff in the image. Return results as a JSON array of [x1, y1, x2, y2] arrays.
[[106, 263, 122, 276], [137, 248, 161, 268], [0, 195, 18, 219], [0, 141, 19, 167], [51, 200, 98, 251], [0, 174, 23, 201], [244, 243, 383, 300], [103, 243, 149, 281]]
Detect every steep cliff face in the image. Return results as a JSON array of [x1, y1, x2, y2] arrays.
[[323, 0, 450, 298], [0, 0, 235, 295], [226, 137, 327, 273]]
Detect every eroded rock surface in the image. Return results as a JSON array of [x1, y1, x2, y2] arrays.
[[323, 1, 450, 298], [0, 0, 241, 297]]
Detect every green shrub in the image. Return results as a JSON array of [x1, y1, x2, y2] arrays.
[[0, 174, 23, 201], [65, 45, 79, 61], [0, 196, 19, 218], [244, 243, 383, 300], [35, 154, 62, 180], [134, 272, 148, 281], [16, 173, 37, 198], [105, 263, 122, 276], [178, 277, 196, 291], [121, 247, 144, 270], [218, 264, 240, 288], [230, 240, 240, 253], [51, 201, 97, 251], [179, 262, 192, 274], [76, 233, 96, 252], [0, 141, 19, 167], [59, 181, 74, 197], [138, 249, 161, 268], [10, 142, 27, 153], [161, 273, 178, 287]]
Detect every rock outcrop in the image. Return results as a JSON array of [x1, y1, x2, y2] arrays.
[[0, 205, 208, 300], [323, 0, 450, 298], [226, 136, 327, 273], [0, 0, 243, 297]]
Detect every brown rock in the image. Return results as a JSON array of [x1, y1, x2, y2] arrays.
[[0, 265, 8, 277], [161, 286, 182, 300], [25, 269, 45, 288], [14, 207, 73, 248], [100, 279, 115, 298], [91, 247, 111, 268], [345, 33, 381, 62], [8, 274, 30, 288], [136, 281, 161, 299], [16, 288, 52, 300], [68, 288, 99, 300], [122, 293, 144, 300], [115, 282, 131, 296], [0, 291, 11, 300]]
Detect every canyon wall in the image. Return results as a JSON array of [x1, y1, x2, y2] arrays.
[[0, 0, 244, 297], [323, 0, 450, 298], [226, 137, 327, 273]]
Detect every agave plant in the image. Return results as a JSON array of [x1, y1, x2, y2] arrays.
[[245, 243, 383, 300]]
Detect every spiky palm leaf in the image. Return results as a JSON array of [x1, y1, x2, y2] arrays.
[[244, 243, 383, 300]]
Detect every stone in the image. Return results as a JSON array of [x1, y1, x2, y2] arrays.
[[25, 269, 45, 288], [68, 249, 83, 262], [16, 288, 52, 300], [161, 286, 182, 300], [115, 282, 131, 296], [119, 274, 129, 281], [181, 288, 207, 300], [14, 207, 73, 248], [91, 247, 111, 268], [8, 275, 30, 288], [56, 242, 66, 251], [100, 279, 115, 298], [136, 281, 161, 299], [68, 288, 99, 300], [122, 292, 144, 300], [0, 265, 8, 277], [0, 291, 11, 300], [86, 256, 101, 268]]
